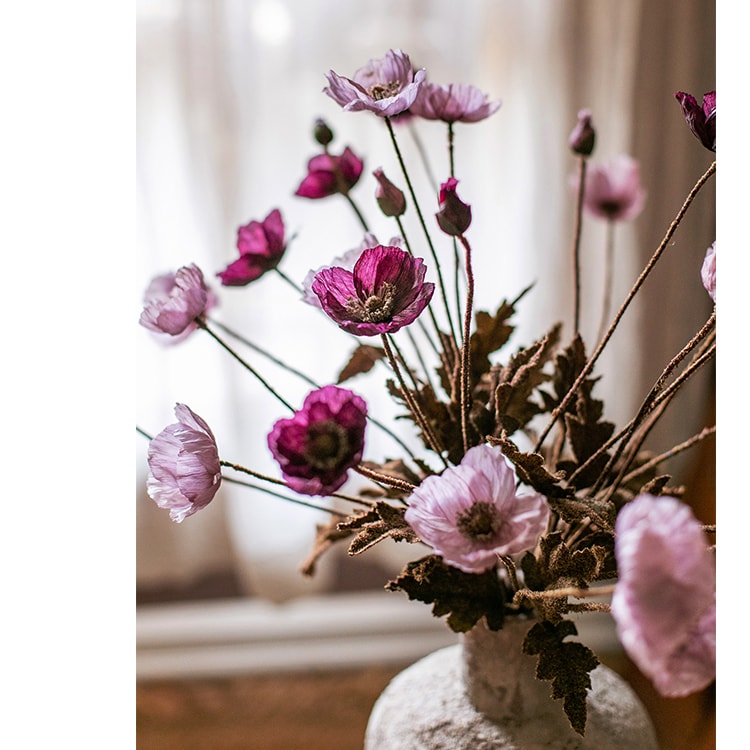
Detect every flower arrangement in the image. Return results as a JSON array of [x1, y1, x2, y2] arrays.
[[137, 49, 716, 736]]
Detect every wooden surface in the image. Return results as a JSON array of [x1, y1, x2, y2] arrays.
[[137, 652, 714, 750]]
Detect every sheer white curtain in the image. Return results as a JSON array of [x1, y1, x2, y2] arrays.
[[136, 0, 715, 600]]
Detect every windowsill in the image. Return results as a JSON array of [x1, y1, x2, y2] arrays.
[[137, 589, 620, 681]]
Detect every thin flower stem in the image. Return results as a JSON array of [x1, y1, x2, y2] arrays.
[[596, 220, 616, 344], [390, 333, 424, 392], [408, 120, 439, 191], [514, 583, 616, 603], [274, 267, 304, 295], [619, 425, 716, 487], [137, 426, 153, 441], [344, 192, 369, 232], [198, 320, 295, 412], [571, 156, 587, 334], [381, 333, 449, 465], [533, 161, 716, 454], [499, 555, 520, 592], [209, 317, 420, 461], [221, 460, 374, 508], [354, 464, 417, 494], [458, 234, 475, 453], [385, 116, 459, 346], [221, 475, 350, 517], [569, 311, 716, 488]]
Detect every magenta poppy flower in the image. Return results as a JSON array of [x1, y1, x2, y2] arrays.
[[701, 241, 716, 303], [312, 245, 434, 336], [410, 81, 501, 123], [323, 49, 425, 117], [294, 147, 364, 199], [404, 443, 550, 574], [140, 264, 215, 341], [217, 208, 287, 286], [579, 155, 646, 222], [147, 404, 222, 523], [267, 385, 368, 496], [436, 177, 472, 236], [675, 91, 716, 152], [611, 494, 716, 697]]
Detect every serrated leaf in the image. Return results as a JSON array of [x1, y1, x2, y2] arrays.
[[300, 517, 354, 576], [523, 619, 600, 735], [338, 501, 419, 555], [386, 555, 507, 632], [337, 344, 386, 383]]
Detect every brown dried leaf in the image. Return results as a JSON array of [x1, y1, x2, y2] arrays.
[[338, 500, 419, 555], [300, 517, 355, 576], [337, 344, 386, 383]]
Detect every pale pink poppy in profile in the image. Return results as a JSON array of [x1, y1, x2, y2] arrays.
[[701, 241, 716, 303], [410, 81, 501, 123], [323, 49, 425, 117], [611, 494, 716, 697], [147, 404, 222, 523], [404, 443, 550, 574], [140, 264, 216, 344]]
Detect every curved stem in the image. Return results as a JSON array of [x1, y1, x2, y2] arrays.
[[596, 219, 616, 344], [274, 266, 304, 295], [344, 192, 369, 232], [533, 161, 716, 454], [458, 234, 475, 453]]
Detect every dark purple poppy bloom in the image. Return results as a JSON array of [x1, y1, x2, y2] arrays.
[[312, 245, 435, 336], [147, 403, 222, 523], [410, 81, 501, 124], [436, 177, 472, 236], [140, 264, 215, 342], [294, 147, 364, 199], [267, 385, 368, 496], [675, 91, 716, 152], [323, 49, 425, 117], [217, 209, 287, 286]]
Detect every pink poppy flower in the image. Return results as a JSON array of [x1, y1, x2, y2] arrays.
[[323, 49, 425, 117], [267, 385, 368, 496], [580, 155, 646, 222], [140, 264, 215, 342], [701, 241, 716, 303], [436, 177, 472, 236], [410, 81, 501, 123], [611, 494, 716, 697], [217, 209, 287, 286], [312, 245, 434, 336], [294, 147, 364, 199], [675, 91, 716, 152], [147, 404, 222, 523], [404, 443, 550, 574]]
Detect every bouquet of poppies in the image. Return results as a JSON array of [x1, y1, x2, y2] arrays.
[[138, 50, 716, 735]]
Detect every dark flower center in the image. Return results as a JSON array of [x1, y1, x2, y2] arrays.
[[303, 421, 349, 470], [598, 200, 625, 218], [345, 282, 397, 323], [456, 501, 502, 542], [368, 81, 400, 101]]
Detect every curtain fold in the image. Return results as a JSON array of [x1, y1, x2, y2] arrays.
[[136, 0, 715, 600]]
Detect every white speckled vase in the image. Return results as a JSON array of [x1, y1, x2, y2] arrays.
[[364, 617, 658, 749]]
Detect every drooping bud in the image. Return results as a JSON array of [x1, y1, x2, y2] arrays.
[[436, 177, 472, 236], [313, 118, 334, 147], [373, 167, 406, 217], [675, 91, 716, 152], [569, 109, 596, 156]]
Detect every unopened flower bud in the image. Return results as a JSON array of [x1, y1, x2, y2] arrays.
[[569, 109, 596, 156], [313, 118, 334, 146], [373, 167, 406, 217], [436, 178, 471, 236]]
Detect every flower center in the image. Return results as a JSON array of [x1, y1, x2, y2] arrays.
[[368, 81, 400, 101], [456, 501, 502, 542], [303, 421, 349, 470], [345, 282, 397, 323]]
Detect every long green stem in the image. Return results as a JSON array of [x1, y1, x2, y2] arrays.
[[344, 192, 369, 232], [385, 116, 458, 346], [198, 319, 294, 412], [533, 161, 716, 454]]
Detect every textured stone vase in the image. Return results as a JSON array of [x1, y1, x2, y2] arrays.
[[364, 616, 658, 749]]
